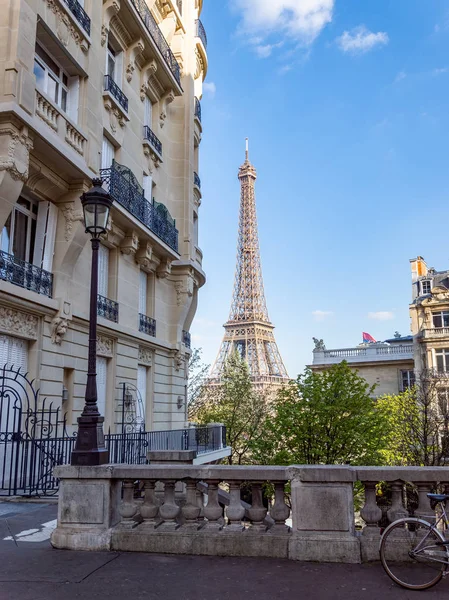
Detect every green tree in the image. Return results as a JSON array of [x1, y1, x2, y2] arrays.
[[192, 350, 267, 465], [377, 374, 449, 466], [252, 362, 387, 466], [187, 348, 210, 420]]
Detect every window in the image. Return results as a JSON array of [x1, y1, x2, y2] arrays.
[[139, 270, 147, 316], [34, 43, 69, 112], [143, 174, 153, 201], [435, 348, 449, 372], [400, 370, 415, 391], [96, 356, 108, 420], [421, 280, 432, 295], [144, 96, 152, 128], [137, 365, 147, 428], [433, 312, 449, 328], [101, 137, 115, 170], [106, 40, 123, 84], [0, 335, 28, 431], [438, 389, 449, 418], [98, 244, 109, 297], [0, 335, 28, 371]]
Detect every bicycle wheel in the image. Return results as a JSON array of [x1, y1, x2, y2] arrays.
[[380, 518, 448, 590]]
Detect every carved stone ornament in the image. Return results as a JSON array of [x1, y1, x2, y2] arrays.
[[136, 242, 159, 273], [121, 231, 139, 256], [160, 90, 175, 128], [172, 350, 184, 372], [51, 316, 69, 345], [138, 346, 153, 366], [97, 334, 114, 357], [101, 0, 121, 46], [143, 141, 162, 170], [103, 97, 127, 132], [156, 258, 172, 279], [0, 127, 33, 183], [174, 277, 194, 306], [126, 39, 145, 83], [140, 59, 158, 102], [0, 306, 38, 340], [61, 202, 84, 241], [43, 0, 89, 53]]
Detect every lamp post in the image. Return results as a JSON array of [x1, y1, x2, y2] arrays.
[[71, 178, 113, 466]]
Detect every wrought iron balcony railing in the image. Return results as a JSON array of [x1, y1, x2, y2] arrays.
[[195, 19, 207, 49], [139, 313, 156, 337], [194, 97, 201, 122], [104, 75, 128, 113], [97, 294, 119, 322], [61, 0, 91, 35], [143, 126, 162, 157], [182, 330, 191, 348], [0, 250, 53, 298], [130, 0, 181, 86], [194, 171, 201, 189], [100, 160, 179, 252]]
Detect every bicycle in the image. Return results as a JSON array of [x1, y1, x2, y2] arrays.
[[380, 493, 449, 590]]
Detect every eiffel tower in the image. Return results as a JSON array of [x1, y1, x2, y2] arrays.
[[210, 140, 289, 386]]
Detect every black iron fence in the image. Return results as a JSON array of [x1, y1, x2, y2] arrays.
[[97, 294, 119, 322], [194, 171, 201, 189], [143, 125, 163, 157], [182, 330, 191, 348], [195, 19, 207, 49], [61, 0, 91, 35], [100, 160, 178, 252], [194, 97, 201, 122], [139, 313, 156, 337], [0, 250, 53, 298], [104, 75, 128, 112]]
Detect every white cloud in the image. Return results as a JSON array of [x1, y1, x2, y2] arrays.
[[231, 0, 334, 56], [368, 311, 395, 321], [432, 67, 448, 76], [394, 70, 406, 83], [203, 82, 216, 97], [312, 310, 333, 322], [336, 25, 389, 54]]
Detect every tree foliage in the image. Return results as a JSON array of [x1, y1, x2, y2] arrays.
[[377, 374, 449, 466], [192, 350, 267, 465], [251, 362, 387, 466], [187, 348, 210, 420]]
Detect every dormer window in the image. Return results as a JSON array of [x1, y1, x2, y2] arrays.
[[421, 280, 432, 295]]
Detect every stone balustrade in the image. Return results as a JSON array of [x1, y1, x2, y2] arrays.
[[35, 90, 87, 157], [313, 343, 414, 365], [52, 465, 449, 564]]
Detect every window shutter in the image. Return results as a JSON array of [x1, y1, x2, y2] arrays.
[[139, 270, 147, 315], [67, 76, 80, 123], [96, 356, 107, 419], [137, 365, 147, 425], [0, 334, 28, 371], [143, 174, 152, 201], [101, 137, 114, 170], [115, 51, 123, 86], [144, 96, 152, 127], [42, 202, 58, 272], [33, 201, 48, 269], [98, 244, 109, 297]]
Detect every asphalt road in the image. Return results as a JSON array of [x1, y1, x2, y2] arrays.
[[1, 500, 449, 600]]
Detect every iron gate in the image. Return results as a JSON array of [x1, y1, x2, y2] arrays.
[[0, 364, 75, 496]]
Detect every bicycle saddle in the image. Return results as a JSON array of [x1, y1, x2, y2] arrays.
[[427, 493, 449, 501]]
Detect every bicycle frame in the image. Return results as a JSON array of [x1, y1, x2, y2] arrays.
[[408, 506, 449, 568]]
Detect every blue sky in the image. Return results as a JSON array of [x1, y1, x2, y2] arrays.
[[192, 0, 449, 378]]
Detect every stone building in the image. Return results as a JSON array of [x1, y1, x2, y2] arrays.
[[0, 0, 207, 434], [309, 336, 415, 397], [410, 256, 449, 383]]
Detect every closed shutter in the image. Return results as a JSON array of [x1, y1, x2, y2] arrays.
[[144, 96, 152, 127], [96, 357, 107, 419], [139, 270, 147, 315], [101, 137, 114, 170], [42, 203, 58, 272], [67, 76, 80, 123], [0, 334, 28, 371], [137, 365, 147, 425], [143, 174, 152, 201], [98, 244, 109, 297]]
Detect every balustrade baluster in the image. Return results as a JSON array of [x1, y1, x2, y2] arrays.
[[140, 480, 158, 529], [415, 482, 434, 520], [203, 480, 223, 530], [224, 481, 245, 532], [268, 481, 290, 533], [246, 482, 267, 532], [159, 480, 180, 530], [119, 480, 138, 528], [360, 482, 382, 534], [387, 481, 408, 524], [182, 480, 201, 529]]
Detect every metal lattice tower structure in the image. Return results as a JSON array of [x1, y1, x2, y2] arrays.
[[210, 140, 289, 386]]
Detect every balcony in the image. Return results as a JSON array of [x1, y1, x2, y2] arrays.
[[182, 330, 191, 348], [194, 97, 201, 122], [61, 0, 91, 35], [195, 19, 207, 49], [194, 172, 201, 189], [312, 342, 414, 366], [139, 313, 156, 337], [100, 161, 179, 252], [420, 327, 449, 339], [97, 294, 119, 323], [0, 250, 53, 298], [143, 125, 163, 159], [130, 0, 181, 86], [104, 75, 128, 113]]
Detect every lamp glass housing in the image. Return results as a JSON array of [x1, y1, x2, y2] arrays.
[[81, 179, 113, 238]]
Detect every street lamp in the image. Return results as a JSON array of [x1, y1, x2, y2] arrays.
[[71, 178, 113, 466]]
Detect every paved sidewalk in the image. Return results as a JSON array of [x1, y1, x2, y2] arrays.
[[1, 501, 449, 600]]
